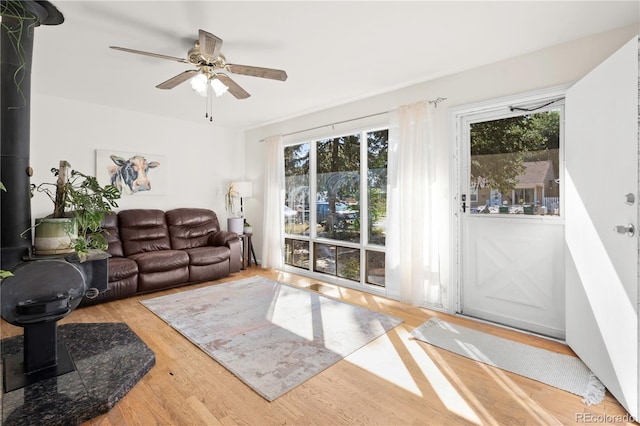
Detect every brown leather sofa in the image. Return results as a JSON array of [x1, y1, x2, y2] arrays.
[[80, 208, 241, 306]]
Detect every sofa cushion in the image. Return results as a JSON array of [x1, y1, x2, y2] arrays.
[[129, 250, 189, 273], [137, 268, 189, 293], [108, 257, 138, 281], [102, 211, 124, 257], [166, 208, 221, 250], [119, 209, 171, 256], [185, 246, 230, 266], [189, 262, 230, 283]]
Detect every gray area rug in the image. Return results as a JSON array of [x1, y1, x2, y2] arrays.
[[141, 276, 403, 401], [411, 317, 605, 405]]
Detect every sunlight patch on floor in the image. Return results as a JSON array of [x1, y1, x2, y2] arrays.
[[268, 285, 314, 341], [347, 327, 482, 425], [473, 356, 564, 425], [420, 343, 500, 425], [346, 331, 421, 395], [305, 282, 342, 298]]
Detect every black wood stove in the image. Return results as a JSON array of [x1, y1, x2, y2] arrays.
[[1, 259, 86, 392]]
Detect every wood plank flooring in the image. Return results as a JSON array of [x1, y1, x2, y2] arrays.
[[1, 267, 634, 425]]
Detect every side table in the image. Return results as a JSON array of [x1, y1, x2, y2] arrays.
[[239, 233, 257, 270]]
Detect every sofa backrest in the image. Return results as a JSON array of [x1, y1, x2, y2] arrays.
[[119, 209, 171, 256], [102, 211, 124, 257], [166, 208, 221, 250]]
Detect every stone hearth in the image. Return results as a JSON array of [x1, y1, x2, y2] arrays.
[[1, 323, 155, 425]]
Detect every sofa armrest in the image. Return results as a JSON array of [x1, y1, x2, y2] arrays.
[[209, 230, 238, 247], [209, 231, 241, 273]]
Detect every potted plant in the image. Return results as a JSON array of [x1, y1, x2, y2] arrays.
[[224, 182, 244, 234], [30, 160, 120, 261], [243, 219, 253, 235]]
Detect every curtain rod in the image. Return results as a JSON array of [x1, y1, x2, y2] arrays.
[[258, 97, 447, 142]]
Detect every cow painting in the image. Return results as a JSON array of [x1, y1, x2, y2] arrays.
[[108, 155, 160, 195]]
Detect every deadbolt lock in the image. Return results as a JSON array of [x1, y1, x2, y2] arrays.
[[624, 193, 635, 206]]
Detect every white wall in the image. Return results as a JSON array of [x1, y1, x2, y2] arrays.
[[245, 24, 639, 287], [29, 94, 245, 225]]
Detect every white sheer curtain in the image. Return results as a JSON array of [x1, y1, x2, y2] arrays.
[[261, 135, 284, 269], [386, 100, 443, 307]]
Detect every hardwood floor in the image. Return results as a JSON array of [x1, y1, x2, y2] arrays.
[[1, 267, 634, 425]]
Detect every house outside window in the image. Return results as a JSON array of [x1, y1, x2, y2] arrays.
[[469, 109, 561, 215], [284, 128, 388, 289]]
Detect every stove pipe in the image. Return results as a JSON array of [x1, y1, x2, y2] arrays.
[[0, 1, 64, 270]]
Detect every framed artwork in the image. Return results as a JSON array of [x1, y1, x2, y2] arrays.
[[96, 149, 167, 196]]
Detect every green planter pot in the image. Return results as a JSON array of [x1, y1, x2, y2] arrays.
[[34, 217, 77, 254]]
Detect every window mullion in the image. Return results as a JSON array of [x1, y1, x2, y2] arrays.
[[309, 139, 317, 272], [360, 130, 368, 284]]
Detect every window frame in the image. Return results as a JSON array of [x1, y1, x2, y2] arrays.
[[283, 124, 389, 294]]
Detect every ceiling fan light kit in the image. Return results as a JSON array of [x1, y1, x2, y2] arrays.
[[190, 73, 228, 97], [210, 78, 229, 97], [110, 29, 287, 121], [190, 73, 209, 97]]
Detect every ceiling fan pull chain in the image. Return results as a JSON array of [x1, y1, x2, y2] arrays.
[[209, 84, 214, 122], [205, 83, 210, 120]]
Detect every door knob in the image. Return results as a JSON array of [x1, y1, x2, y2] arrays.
[[614, 224, 635, 237]]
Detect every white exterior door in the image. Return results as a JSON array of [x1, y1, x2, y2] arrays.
[[565, 36, 639, 419], [458, 100, 566, 339]]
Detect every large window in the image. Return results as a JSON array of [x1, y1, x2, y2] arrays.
[[284, 128, 388, 288]]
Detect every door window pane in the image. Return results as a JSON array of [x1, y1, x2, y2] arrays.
[[469, 109, 560, 216]]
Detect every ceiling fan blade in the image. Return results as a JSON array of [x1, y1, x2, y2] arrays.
[[110, 46, 190, 64], [215, 74, 250, 99], [226, 63, 288, 81], [156, 70, 198, 89], [199, 29, 223, 62]]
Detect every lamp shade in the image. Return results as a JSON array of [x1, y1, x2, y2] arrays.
[[231, 181, 253, 198]]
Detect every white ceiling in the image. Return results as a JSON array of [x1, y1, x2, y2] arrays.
[[31, 1, 639, 129]]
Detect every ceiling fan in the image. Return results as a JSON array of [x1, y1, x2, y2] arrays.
[[110, 29, 288, 100]]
